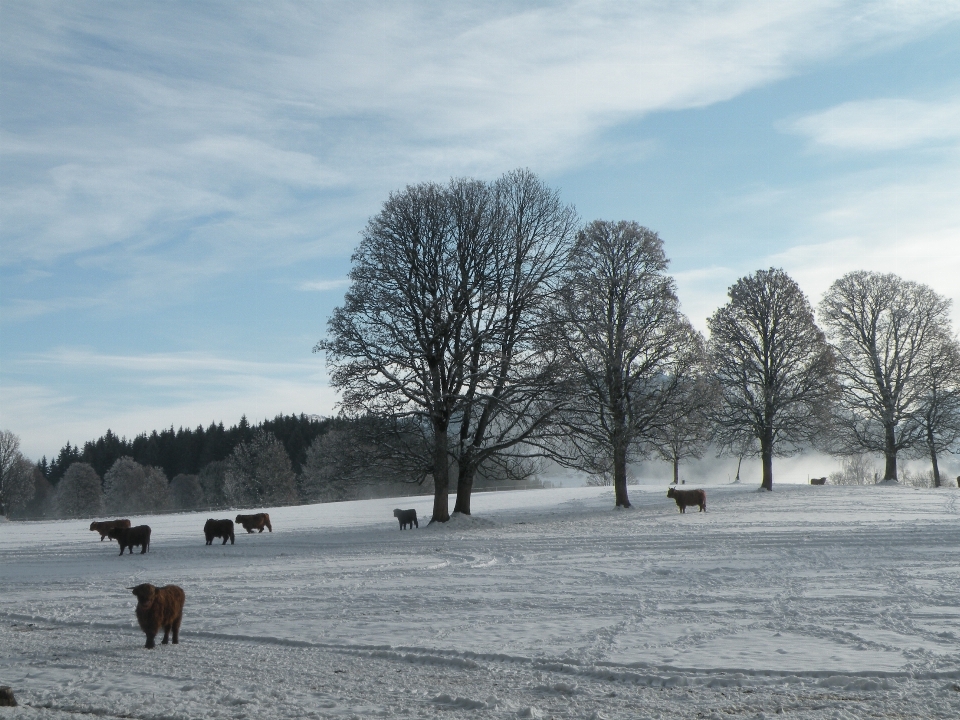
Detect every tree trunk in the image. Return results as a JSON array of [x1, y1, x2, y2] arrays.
[[760, 434, 773, 491], [453, 451, 475, 515], [672, 457, 679, 485], [883, 422, 898, 481], [928, 427, 941, 488], [431, 425, 450, 523], [613, 442, 631, 508]]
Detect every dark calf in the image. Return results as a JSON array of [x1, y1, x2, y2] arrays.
[[204, 518, 235, 545], [393, 508, 418, 530], [108, 525, 151, 555], [667, 487, 706, 513]]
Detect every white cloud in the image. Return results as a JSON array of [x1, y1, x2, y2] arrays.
[[786, 97, 960, 151], [298, 278, 351, 292], [4, 0, 959, 277]]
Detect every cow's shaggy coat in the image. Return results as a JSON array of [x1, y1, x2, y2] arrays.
[[667, 487, 706, 513], [393, 508, 418, 530], [128, 583, 185, 649], [108, 525, 151, 554], [204, 518, 235, 545], [235, 513, 272, 533], [90, 519, 131, 541], [810, 477, 827, 485]]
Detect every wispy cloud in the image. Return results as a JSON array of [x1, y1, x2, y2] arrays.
[[4, 1, 958, 282], [297, 278, 351, 292], [786, 97, 960, 151]]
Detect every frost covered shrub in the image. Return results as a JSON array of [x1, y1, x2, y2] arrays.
[[585, 472, 638, 487], [299, 430, 375, 503], [169, 473, 203, 510], [199, 461, 228, 508], [829, 454, 880, 485], [103, 457, 169, 513], [900, 467, 934, 488], [1, 429, 41, 517], [55, 462, 103, 518], [224, 430, 298, 508]]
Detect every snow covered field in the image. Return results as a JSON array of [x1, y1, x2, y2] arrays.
[[2, 482, 960, 719]]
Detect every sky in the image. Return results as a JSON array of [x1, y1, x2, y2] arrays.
[[2, 0, 959, 462]]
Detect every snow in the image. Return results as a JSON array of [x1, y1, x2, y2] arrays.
[[2, 482, 960, 719]]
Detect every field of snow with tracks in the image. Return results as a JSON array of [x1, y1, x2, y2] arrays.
[[2, 482, 960, 719]]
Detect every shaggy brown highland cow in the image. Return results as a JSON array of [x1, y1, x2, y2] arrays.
[[128, 583, 185, 649], [667, 487, 706, 513], [90, 519, 131, 541], [204, 518, 235, 545], [107, 525, 151, 555], [235, 513, 272, 533]]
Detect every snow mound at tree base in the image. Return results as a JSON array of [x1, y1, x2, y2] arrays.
[[426, 511, 497, 529]]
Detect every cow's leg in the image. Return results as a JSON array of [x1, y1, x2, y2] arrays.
[[145, 632, 156, 649], [172, 614, 181, 644], [161, 625, 170, 645]]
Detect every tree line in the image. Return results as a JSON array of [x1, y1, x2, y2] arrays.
[[0, 413, 546, 519], [318, 169, 960, 519]]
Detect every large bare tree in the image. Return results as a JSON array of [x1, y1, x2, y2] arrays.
[[318, 171, 575, 521], [553, 221, 703, 508], [452, 170, 578, 514], [819, 271, 954, 481], [708, 268, 835, 491]]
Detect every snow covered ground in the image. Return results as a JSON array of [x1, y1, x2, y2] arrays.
[[2, 482, 960, 719]]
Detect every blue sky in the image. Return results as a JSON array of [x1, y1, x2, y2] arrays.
[[2, 1, 959, 461]]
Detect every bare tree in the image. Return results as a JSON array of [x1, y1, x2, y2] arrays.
[[553, 221, 704, 508], [319, 180, 472, 522], [913, 334, 960, 486], [318, 170, 576, 521], [452, 170, 578, 514], [0, 429, 35, 517], [819, 271, 954, 481], [708, 268, 835, 491], [55, 462, 103, 518], [650, 374, 714, 485], [225, 430, 298, 507]]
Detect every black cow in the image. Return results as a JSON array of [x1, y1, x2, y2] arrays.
[[393, 508, 418, 530], [204, 519, 235, 545], [107, 525, 151, 555]]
